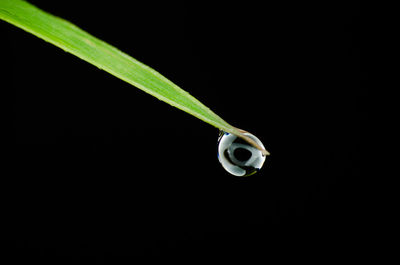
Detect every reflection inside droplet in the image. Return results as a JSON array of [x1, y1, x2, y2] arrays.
[[217, 131, 266, 177]]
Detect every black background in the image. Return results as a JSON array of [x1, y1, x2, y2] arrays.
[[1, 0, 363, 263]]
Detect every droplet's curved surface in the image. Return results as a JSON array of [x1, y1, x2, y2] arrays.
[[217, 131, 266, 177]]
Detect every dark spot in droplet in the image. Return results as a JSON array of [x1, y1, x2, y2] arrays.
[[234, 147, 252, 162]]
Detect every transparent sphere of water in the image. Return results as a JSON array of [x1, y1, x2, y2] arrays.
[[217, 131, 266, 177]]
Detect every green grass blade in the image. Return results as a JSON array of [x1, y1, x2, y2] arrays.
[[1, 0, 268, 155]]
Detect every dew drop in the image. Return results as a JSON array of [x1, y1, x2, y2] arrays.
[[217, 131, 266, 177]]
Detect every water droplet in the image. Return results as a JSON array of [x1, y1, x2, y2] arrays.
[[217, 131, 266, 177]]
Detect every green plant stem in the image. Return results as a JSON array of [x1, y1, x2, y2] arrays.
[[0, 0, 269, 155]]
